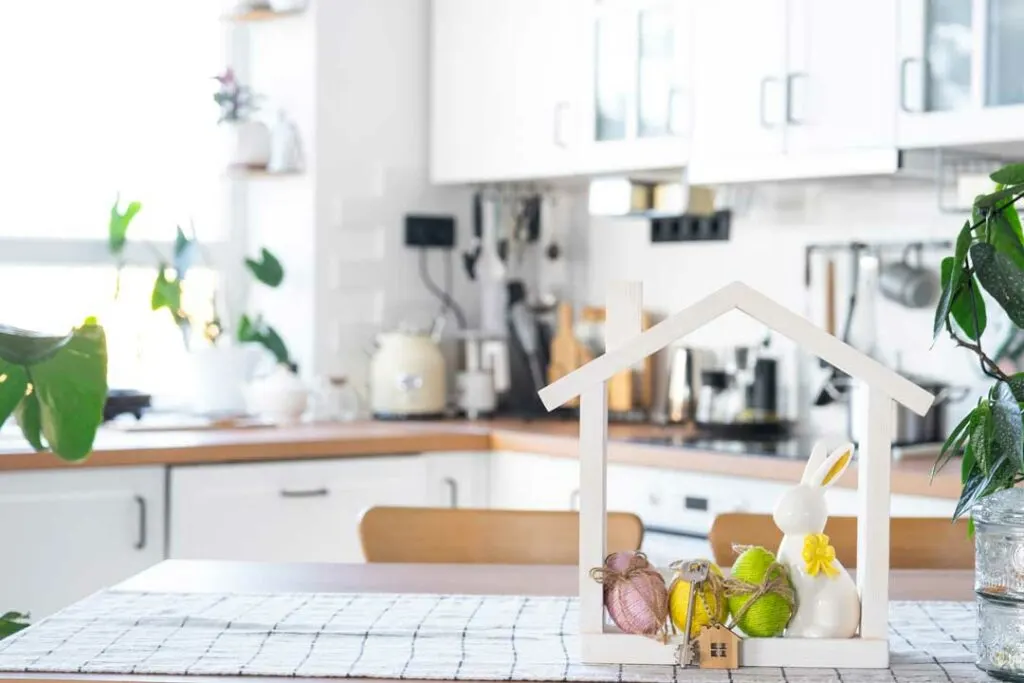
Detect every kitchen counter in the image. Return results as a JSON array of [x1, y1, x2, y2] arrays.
[[0, 418, 961, 498]]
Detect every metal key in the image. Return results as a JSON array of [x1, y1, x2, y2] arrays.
[[675, 560, 710, 666]]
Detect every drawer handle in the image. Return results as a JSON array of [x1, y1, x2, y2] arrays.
[[133, 495, 147, 551], [443, 477, 459, 508], [280, 488, 330, 499]]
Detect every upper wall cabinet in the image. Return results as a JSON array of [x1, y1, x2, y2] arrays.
[[689, 0, 900, 184], [430, 0, 584, 184], [430, 0, 692, 185], [897, 0, 1024, 148], [572, 0, 693, 174]]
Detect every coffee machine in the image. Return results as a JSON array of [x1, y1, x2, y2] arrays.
[[666, 342, 788, 437]]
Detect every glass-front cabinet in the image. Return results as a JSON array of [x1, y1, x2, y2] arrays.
[[578, 0, 692, 173], [898, 0, 1024, 147]]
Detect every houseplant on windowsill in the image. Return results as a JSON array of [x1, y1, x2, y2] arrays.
[[214, 68, 270, 170], [931, 162, 1024, 679], [238, 247, 308, 424], [0, 321, 108, 638]]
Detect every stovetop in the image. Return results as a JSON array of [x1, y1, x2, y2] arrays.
[[623, 434, 816, 458], [622, 434, 942, 460]]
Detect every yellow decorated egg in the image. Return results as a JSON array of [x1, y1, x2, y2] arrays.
[[669, 561, 728, 637]]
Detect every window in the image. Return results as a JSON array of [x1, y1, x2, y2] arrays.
[[710, 643, 727, 658], [0, 1, 228, 399]]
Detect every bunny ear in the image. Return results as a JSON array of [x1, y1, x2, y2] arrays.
[[810, 443, 855, 488], [801, 441, 830, 484]]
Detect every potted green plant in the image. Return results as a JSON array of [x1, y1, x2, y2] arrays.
[[931, 162, 1024, 517], [237, 248, 308, 423], [0, 321, 108, 638], [214, 68, 270, 170], [932, 162, 1024, 679]]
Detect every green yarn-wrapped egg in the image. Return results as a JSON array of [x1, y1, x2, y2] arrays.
[[728, 546, 793, 638]]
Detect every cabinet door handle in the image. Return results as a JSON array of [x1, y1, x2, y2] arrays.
[[553, 102, 570, 148], [667, 87, 687, 136], [758, 76, 780, 129], [785, 73, 807, 125], [280, 488, 330, 498], [569, 489, 580, 510], [133, 495, 147, 551], [443, 477, 459, 508], [899, 56, 922, 113]]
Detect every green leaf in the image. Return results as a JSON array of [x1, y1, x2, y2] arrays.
[[961, 441, 977, 485], [260, 325, 290, 365], [173, 226, 197, 277], [990, 164, 1024, 186], [15, 390, 44, 451], [151, 267, 184, 323], [0, 612, 29, 640], [245, 248, 284, 288], [25, 324, 108, 462], [972, 243, 1024, 328], [236, 315, 290, 366], [0, 360, 28, 429], [108, 198, 141, 256], [951, 274, 987, 341], [0, 326, 73, 366], [990, 382, 1024, 471], [950, 221, 973, 293], [1009, 373, 1024, 402], [989, 211, 1024, 272], [933, 257, 957, 344], [954, 465, 984, 520], [975, 187, 1022, 210], [933, 408, 974, 480], [970, 403, 992, 475]]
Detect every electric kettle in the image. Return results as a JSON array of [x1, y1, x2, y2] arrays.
[[369, 329, 447, 419]]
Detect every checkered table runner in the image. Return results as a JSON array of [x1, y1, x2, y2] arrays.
[[0, 591, 987, 682]]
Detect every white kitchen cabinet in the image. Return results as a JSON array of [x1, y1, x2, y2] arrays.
[[430, 0, 582, 184], [488, 451, 580, 510], [690, 0, 787, 180], [689, 0, 900, 184], [170, 456, 431, 563], [785, 0, 898, 154], [424, 451, 490, 508], [0, 466, 165, 619], [573, 0, 693, 174], [897, 0, 1024, 148]]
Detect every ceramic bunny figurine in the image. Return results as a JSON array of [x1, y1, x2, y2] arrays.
[[773, 441, 860, 638]]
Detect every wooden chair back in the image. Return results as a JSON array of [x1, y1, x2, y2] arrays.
[[709, 513, 973, 570], [359, 507, 644, 564]]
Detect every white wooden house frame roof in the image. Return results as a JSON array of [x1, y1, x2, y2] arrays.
[[538, 281, 935, 416]]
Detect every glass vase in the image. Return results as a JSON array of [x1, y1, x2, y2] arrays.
[[974, 488, 1024, 681]]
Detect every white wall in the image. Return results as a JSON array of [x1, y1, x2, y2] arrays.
[[313, 0, 478, 391], [242, 1, 478, 389], [581, 179, 993, 432]]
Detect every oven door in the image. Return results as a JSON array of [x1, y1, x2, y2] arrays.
[[640, 526, 713, 568]]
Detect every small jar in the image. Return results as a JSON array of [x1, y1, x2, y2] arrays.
[[974, 488, 1024, 681]]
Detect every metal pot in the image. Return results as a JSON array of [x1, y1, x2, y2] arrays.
[[846, 377, 969, 446]]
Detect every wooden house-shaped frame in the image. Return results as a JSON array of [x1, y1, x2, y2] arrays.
[[537, 281, 935, 669]]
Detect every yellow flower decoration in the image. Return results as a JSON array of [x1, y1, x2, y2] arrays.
[[802, 533, 840, 578]]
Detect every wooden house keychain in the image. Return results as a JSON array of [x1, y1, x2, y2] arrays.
[[673, 560, 709, 667]]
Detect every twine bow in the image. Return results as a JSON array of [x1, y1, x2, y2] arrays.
[[668, 550, 798, 634], [722, 547, 798, 630], [591, 552, 671, 643]]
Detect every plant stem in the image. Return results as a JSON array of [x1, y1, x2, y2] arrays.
[[946, 318, 1008, 382]]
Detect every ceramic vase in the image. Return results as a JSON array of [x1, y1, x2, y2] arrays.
[[222, 120, 271, 169], [189, 345, 258, 417], [245, 363, 309, 425]]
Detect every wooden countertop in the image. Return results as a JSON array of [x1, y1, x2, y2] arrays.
[[0, 419, 962, 499], [0, 560, 976, 683]]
